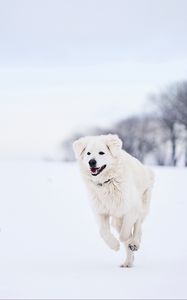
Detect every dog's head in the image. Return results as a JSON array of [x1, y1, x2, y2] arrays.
[[73, 134, 122, 177]]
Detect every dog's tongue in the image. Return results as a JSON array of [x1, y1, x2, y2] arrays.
[[91, 167, 98, 173]]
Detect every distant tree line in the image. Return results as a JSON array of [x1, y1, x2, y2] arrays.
[[62, 80, 187, 166]]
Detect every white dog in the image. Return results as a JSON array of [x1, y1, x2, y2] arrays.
[[73, 134, 154, 267]]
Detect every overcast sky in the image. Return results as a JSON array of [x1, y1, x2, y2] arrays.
[[0, 0, 187, 158]]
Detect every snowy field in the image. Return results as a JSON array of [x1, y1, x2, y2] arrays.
[[0, 161, 187, 299]]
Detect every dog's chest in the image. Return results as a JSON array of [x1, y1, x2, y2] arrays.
[[91, 182, 125, 217]]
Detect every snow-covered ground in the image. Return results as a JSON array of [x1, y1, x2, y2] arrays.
[[0, 161, 187, 299]]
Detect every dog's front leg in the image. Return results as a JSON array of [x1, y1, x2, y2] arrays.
[[119, 211, 139, 268], [120, 211, 138, 242], [98, 214, 120, 251]]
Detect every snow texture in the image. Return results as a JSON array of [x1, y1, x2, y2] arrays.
[[0, 161, 187, 299]]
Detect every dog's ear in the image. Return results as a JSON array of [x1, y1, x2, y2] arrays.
[[73, 137, 88, 159], [105, 134, 122, 157]]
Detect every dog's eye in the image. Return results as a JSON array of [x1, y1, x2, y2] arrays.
[[99, 151, 105, 155], [87, 152, 91, 155]]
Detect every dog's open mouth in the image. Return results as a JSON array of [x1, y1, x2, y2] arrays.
[[90, 165, 106, 176]]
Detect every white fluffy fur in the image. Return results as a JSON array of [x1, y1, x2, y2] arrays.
[[73, 134, 154, 267]]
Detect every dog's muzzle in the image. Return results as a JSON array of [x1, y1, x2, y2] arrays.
[[90, 164, 106, 176]]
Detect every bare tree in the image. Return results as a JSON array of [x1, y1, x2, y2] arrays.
[[173, 81, 187, 166], [115, 115, 160, 163], [150, 81, 187, 166], [62, 115, 174, 165], [150, 86, 180, 166], [62, 80, 187, 166]]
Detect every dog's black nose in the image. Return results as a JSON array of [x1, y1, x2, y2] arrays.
[[89, 159, 97, 167]]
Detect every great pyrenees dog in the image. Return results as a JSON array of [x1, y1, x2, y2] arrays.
[[73, 134, 154, 267]]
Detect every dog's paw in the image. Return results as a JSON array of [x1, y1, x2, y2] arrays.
[[128, 244, 138, 251], [128, 243, 139, 252], [120, 261, 133, 268]]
